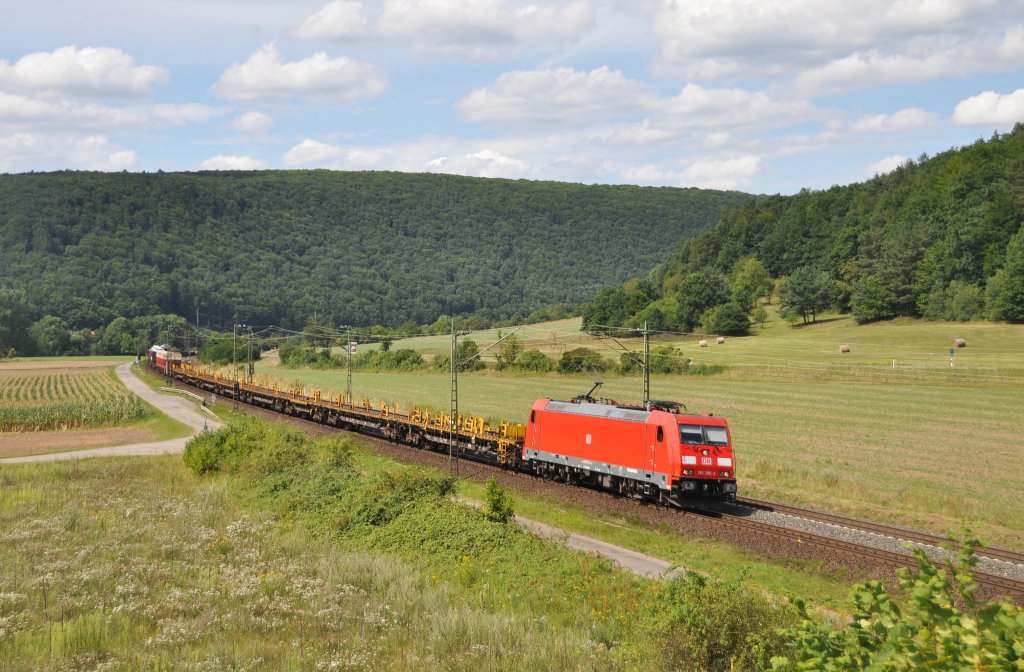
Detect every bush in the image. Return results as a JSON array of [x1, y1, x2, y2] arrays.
[[184, 417, 309, 475], [558, 347, 608, 373], [516, 349, 553, 372], [483, 477, 514, 523], [644, 572, 792, 672], [771, 535, 1023, 671], [705, 302, 750, 335]]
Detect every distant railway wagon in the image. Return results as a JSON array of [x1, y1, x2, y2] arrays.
[[147, 345, 183, 374], [154, 351, 737, 503]]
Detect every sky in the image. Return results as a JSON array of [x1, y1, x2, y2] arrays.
[[1, 0, 1023, 194]]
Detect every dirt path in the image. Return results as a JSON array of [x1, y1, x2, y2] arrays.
[[0, 363, 221, 464]]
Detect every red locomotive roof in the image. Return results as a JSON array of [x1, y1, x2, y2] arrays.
[[535, 398, 727, 426]]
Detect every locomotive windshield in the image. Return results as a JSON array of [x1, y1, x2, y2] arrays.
[[679, 424, 729, 446]]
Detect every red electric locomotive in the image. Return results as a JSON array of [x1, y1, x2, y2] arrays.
[[523, 398, 736, 502]]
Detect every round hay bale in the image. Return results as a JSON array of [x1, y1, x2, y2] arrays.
[[839, 344, 851, 353], [698, 339, 708, 348], [953, 338, 966, 348], [716, 336, 726, 344]]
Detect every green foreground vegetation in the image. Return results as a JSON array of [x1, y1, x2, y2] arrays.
[[1, 419, 1021, 671]]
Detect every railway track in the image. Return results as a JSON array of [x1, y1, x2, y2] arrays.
[[695, 504, 1024, 603], [735, 496, 1024, 567], [169, 376, 1024, 604]]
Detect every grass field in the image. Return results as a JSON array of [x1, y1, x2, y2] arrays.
[[255, 314, 1024, 549]]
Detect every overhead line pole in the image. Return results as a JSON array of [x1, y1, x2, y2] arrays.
[[642, 320, 650, 407], [449, 324, 522, 476], [345, 325, 353, 407]]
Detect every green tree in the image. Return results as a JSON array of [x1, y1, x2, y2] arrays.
[[455, 338, 485, 371], [851, 275, 897, 323], [753, 306, 768, 328], [987, 228, 1024, 322], [731, 256, 773, 311], [943, 281, 984, 321], [778, 267, 834, 324], [101, 316, 136, 355], [0, 288, 33, 356], [30, 316, 70, 356], [494, 333, 523, 370], [706, 302, 751, 335], [675, 272, 730, 332]]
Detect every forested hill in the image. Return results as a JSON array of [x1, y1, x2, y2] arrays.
[[584, 126, 1024, 331], [0, 171, 751, 328]]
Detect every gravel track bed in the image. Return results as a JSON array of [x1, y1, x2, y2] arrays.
[[731, 504, 1024, 584]]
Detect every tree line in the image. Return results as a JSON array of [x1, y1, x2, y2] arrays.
[[583, 125, 1024, 332]]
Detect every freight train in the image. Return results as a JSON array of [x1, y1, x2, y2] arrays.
[[150, 347, 737, 503]]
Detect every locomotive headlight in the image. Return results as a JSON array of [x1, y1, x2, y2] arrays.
[[702, 449, 710, 456], [683, 469, 694, 476], [720, 470, 730, 478]]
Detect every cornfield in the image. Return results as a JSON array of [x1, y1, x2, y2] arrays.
[[0, 369, 148, 432]]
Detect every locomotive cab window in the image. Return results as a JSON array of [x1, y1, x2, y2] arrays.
[[530, 410, 535, 423], [679, 424, 729, 446], [656, 427, 664, 442], [679, 425, 703, 445], [705, 426, 729, 446]]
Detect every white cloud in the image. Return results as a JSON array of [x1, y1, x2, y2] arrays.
[[457, 67, 651, 124], [0, 46, 168, 97], [702, 132, 731, 148], [851, 108, 938, 132], [866, 154, 906, 176], [284, 136, 540, 178], [0, 92, 222, 131], [211, 43, 387, 101], [447, 148, 531, 178], [375, 0, 595, 56], [200, 154, 267, 170], [0, 133, 137, 172], [296, 1, 370, 40], [230, 111, 274, 134], [652, 0, 1023, 94], [953, 88, 1024, 126], [622, 155, 764, 190], [656, 84, 818, 129], [283, 138, 345, 165]]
